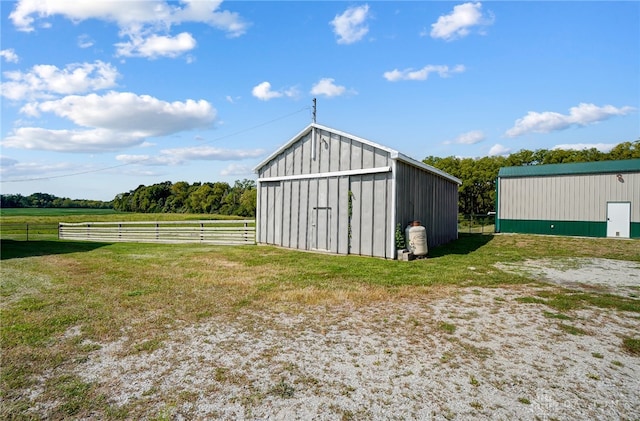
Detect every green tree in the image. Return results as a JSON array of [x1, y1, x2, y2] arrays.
[[166, 181, 190, 212], [608, 140, 640, 160], [239, 188, 257, 217], [188, 184, 214, 213]]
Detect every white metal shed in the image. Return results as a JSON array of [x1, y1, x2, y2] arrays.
[[254, 123, 461, 259]]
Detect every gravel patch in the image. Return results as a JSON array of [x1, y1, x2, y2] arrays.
[[495, 258, 640, 297], [69, 285, 639, 420]]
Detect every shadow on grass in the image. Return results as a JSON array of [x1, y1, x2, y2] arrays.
[[1, 239, 110, 260], [428, 233, 495, 258]]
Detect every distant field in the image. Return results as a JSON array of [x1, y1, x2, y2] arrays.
[[0, 208, 118, 218], [0, 208, 245, 223], [0, 209, 250, 240]]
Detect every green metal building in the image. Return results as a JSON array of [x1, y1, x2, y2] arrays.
[[495, 159, 640, 238]]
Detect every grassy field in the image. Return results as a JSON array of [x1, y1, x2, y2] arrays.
[[0, 208, 246, 224], [1, 214, 639, 418], [0, 209, 250, 241], [0, 208, 119, 218]]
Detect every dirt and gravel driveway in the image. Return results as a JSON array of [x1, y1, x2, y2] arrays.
[[35, 258, 640, 420]]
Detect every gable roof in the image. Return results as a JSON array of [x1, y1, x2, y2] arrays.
[[498, 159, 640, 178], [254, 123, 461, 185]]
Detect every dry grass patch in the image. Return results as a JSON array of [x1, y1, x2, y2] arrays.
[[622, 337, 640, 356], [2, 233, 639, 419]]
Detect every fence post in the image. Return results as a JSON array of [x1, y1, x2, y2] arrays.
[[26, 223, 29, 241]]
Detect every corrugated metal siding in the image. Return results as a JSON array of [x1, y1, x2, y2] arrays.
[[498, 172, 640, 222], [349, 173, 393, 258], [394, 161, 459, 248], [256, 128, 393, 257], [257, 129, 391, 178]]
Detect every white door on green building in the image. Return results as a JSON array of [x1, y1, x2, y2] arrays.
[[606, 202, 630, 238]]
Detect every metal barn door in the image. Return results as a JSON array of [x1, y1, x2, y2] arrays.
[[312, 207, 332, 251], [606, 202, 630, 238]]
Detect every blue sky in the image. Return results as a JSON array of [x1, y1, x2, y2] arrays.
[[1, 1, 638, 201]]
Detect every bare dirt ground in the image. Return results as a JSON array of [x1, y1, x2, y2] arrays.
[[495, 258, 640, 297], [35, 259, 640, 420]]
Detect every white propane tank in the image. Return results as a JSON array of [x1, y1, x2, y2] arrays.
[[405, 221, 428, 256]]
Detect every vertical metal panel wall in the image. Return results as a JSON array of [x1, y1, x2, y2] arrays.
[[394, 161, 460, 248], [349, 173, 393, 258], [257, 127, 393, 258], [498, 172, 640, 222]]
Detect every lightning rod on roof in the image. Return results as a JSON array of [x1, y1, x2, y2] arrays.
[[312, 97, 316, 123]]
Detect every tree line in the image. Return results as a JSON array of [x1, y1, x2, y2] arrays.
[[1, 179, 257, 217], [111, 179, 257, 217], [2, 141, 637, 217], [0, 192, 111, 209], [423, 140, 639, 216]]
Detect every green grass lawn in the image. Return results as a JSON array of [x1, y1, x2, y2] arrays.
[[1, 231, 638, 419]]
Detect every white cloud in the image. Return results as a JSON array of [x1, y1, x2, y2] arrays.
[[9, 0, 247, 58], [445, 130, 485, 145], [384, 64, 465, 82], [115, 32, 197, 58], [430, 2, 493, 41], [0, 49, 19, 63], [552, 143, 618, 152], [164, 145, 264, 161], [252, 81, 282, 101], [1, 127, 145, 152], [115, 154, 173, 166], [77, 34, 94, 49], [251, 81, 298, 101], [505, 103, 635, 138], [3, 92, 216, 152], [10, 0, 162, 31], [1, 60, 119, 101], [117, 146, 264, 166], [26, 91, 215, 136], [310, 78, 351, 97], [488, 144, 510, 156], [220, 163, 253, 176], [10, 0, 247, 35], [0, 157, 79, 179], [0, 155, 19, 167], [331, 4, 370, 45], [283, 86, 301, 99], [170, 0, 248, 37]]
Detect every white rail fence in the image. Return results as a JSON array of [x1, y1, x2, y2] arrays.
[[59, 220, 255, 245]]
